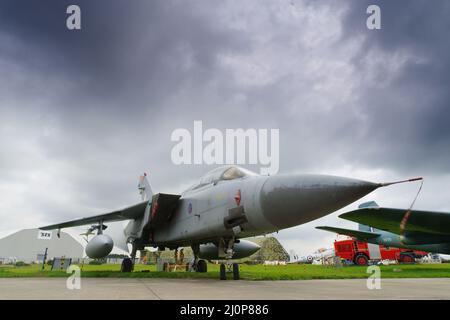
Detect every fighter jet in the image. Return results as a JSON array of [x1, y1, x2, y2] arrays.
[[40, 165, 417, 279], [297, 247, 335, 264], [317, 201, 450, 259]]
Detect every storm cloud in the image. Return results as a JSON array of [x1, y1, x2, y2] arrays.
[[1, 0, 449, 256]]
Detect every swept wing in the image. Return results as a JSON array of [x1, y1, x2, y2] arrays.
[[39, 201, 149, 230]]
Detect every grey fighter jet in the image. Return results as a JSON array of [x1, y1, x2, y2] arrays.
[[40, 165, 416, 279]]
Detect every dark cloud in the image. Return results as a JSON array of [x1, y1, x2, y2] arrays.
[[336, 0, 450, 173], [0, 0, 248, 110]]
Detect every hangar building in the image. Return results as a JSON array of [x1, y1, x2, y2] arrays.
[[0, 228, 84, 264]]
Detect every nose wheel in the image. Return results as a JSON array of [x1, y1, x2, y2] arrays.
[[232, 263, 239, 280], [219, 262, 239, 280], [220, 263, 226, 280], [192, 239, 240, 279], [218, 237, 240, 280]]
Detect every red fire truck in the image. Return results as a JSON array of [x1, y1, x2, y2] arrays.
[[334, 239, 428, 266]]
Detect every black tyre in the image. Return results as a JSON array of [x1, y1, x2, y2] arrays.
[[400, 254, 415, 264], [220, 263, 226, 280], [197, 259, 207, 273], [232, 263, 239, 280], [121, 258, 133, 272], [354, 254, 369, 266]]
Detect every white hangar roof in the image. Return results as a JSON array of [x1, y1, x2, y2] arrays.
[[0, 228, 84, 263]]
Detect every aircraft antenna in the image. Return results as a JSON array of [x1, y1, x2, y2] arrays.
[[399, 177, 424, 244], [378, 176, 423, 187]]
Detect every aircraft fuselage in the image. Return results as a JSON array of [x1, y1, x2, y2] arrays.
[[133, 172, 380, 249]]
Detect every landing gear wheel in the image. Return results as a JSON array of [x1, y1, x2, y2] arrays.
[[121, 258, 133, 272], [400, 254, 415, 264], [354, 254, 368, 266], [197, 259, 207, 273], [220, 263, 226, 280], [232, 263, 239, 280]]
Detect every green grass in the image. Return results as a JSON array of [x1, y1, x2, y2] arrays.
[[1, 263, 450, 280]]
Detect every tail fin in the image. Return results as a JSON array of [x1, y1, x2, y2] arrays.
[[138, 173, 153, 201], [357, 201, 379, 232]]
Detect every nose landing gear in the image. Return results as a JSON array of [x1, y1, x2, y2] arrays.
[[220, 262, 239, 280], [192, 240, 240, 279], [232, 263, 239, 280], [220, 263, 226, 280], [219, 237, 240, 280]]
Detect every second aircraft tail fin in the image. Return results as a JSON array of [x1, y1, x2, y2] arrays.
[[357, 201, 379, 232]]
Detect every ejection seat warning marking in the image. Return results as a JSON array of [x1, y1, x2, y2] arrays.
[[38, 230, 52, 240]]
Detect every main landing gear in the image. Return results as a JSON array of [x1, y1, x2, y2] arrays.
[[121, 243, 137, 272], [191, 244, 208, 273], [121, 258, 133, 272]]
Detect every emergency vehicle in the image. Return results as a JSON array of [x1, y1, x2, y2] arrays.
[[334, 239, 428, 266]]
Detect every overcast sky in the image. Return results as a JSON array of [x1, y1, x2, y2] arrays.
[[1, 0, 449, 257]]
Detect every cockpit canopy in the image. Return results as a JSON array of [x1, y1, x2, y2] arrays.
[[188, 166, 257, 191]]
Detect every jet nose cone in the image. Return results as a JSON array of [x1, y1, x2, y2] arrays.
[[259, 174, 378, 229]]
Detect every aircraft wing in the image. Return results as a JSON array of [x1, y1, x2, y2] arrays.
[[316, 226, 380, 239], [39, 201, 149, 230], [340, 207, 450, 236]]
